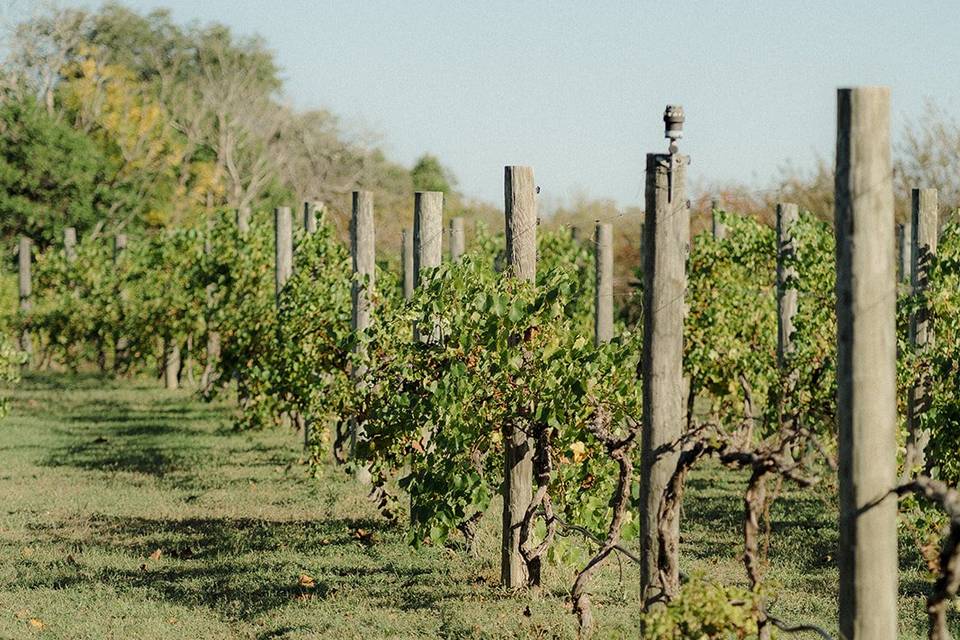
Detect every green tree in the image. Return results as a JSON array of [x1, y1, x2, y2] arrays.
[[0, 95, 107, 246], [411, 153, 457, 194]]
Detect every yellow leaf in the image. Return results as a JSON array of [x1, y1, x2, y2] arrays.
[[298, 574, 315, 588], [28, 618, 44, 630], [149, 548, 163, 561], [570, 441, 588, 463]]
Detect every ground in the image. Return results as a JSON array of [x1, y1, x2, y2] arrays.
[[0, 373, 949, 638]]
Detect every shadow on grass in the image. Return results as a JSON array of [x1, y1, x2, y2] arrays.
[[19, 513, 453, 619], [42, 404, 214, 477], [20, 370, 156, 392]]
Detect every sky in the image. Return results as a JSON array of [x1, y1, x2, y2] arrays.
[[29, 1, 960, 208]]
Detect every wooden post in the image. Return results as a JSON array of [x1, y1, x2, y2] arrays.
[[414, 192, 444, 287], [163, 338, 180, 390], [449, 216, 465, 262], [776, 203, 799, 366], [351, 191, 375, 481], [18, 237, 32, 364], [114, 234, 127, 261], [401, 228, 414, 300], [414, 192, 443, 343], [63, 227, 77, 262], [502, 166, 536, 589], [906, 188, 938, 471], [835, 86, 898, 640], [236, 207, 251, 235], [303, 201, 321, 234], [275, 206, 293, 305], [711, 197, 726, 240], [640, 152, 688, 604], [898, 221, 912, 284], [200, 222, 220, 391], [113, 234, 129, 371], [594, 222, 614, 345]]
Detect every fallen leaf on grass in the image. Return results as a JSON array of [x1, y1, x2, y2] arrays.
[[21, 546, 33, 557], [28, 618, 44, 630], [352, 528, 375, 545], [298, 574, 316, 588], [14, 609, 29, 620], [149, 548, 163, 561]]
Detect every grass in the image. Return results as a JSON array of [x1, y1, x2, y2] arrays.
[[0, 372, 952, 638]]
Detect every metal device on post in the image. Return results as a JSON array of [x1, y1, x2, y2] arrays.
[[663, 105, 684, 202]]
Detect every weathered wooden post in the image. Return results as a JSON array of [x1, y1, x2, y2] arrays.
[[898, 221, 912, 284], [113, 234, 129, 371], [594, 222, 614, 345], [640, 106, 689, 605], [63, 227, 77, 262], [401, 228, 414, 300], [776, 203, 799, 366], [163, 338, 180, 390], [449, 216, 465, 262], [18, 237, 32, 364], [501, 165, 536, 589], [414, 192, 444, 286], [350, 191, 375, 482], [835, 86, 898, 640], [414, 192, 443, 342], [906, 188, 938, 472], [275, 206, 293, 305], [303, 201, 321, 234], [236, 206, 251, 235], [114, 234, 127, 260], [711, 197, 726, 240]]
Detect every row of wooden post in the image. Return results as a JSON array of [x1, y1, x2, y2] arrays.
[[9, 85, 931, 637]]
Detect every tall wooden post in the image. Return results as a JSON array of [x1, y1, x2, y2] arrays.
[[414, 192, 443, 343], [640, 152, 688, 604], [414, 192, 444, 287], [502, 165, 536, 589], [63, 227, 77, 262], [275, 206, 293, 305], [449, 216, 465, 262], [401, 228, 414, 300], [303, 201, 321, 234], [18, 237, 32, 364], [350, 191, 375, 481], [711, 197, 726, 240], [776, 203, 799, 366], [906, 188, 938, 471], [594, 222, 614, 345], [835, 86, 898, 640], [898, 221, 912, 284]]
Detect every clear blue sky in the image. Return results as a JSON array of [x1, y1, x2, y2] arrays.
[[77, 1, 960, 207]]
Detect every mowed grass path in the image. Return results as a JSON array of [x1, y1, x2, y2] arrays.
[[0, 373, 946, 638]]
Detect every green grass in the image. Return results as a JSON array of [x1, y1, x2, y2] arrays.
[[0, 373, 951, 638]]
